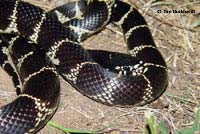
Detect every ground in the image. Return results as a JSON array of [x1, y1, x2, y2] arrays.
[[0, 0, 199, 134]]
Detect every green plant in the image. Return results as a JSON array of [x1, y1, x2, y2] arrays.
[[47, 121, 110, 134]]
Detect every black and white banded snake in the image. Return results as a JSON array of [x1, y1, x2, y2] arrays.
[[0, 0, 168, 133]]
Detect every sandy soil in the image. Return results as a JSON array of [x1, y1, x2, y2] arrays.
[[0, 0, 199, 134]]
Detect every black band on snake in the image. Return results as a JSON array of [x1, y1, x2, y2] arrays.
[[0, 0, 168, 133]]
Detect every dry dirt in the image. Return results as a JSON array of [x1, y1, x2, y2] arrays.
[[0, 0, 199, 134]]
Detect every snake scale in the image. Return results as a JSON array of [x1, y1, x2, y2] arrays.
[[0, 0, 168, 133]]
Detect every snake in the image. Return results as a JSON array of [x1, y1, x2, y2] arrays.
[[0, 0, 168, 133]]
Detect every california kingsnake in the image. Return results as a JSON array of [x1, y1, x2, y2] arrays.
[[0, 0, 168, 133]]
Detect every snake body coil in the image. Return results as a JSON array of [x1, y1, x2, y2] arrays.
[[0, 35, 60, 133], [0, 0, 168, 133]]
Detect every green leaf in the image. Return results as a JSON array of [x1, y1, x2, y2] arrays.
[[158, 122, 168, 134], [47, 121, 110, 134], [145, 112, 159, 134], [179, 108, 200, 134], [164, 92, 196, 104], [195, 21, 200, 28]]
